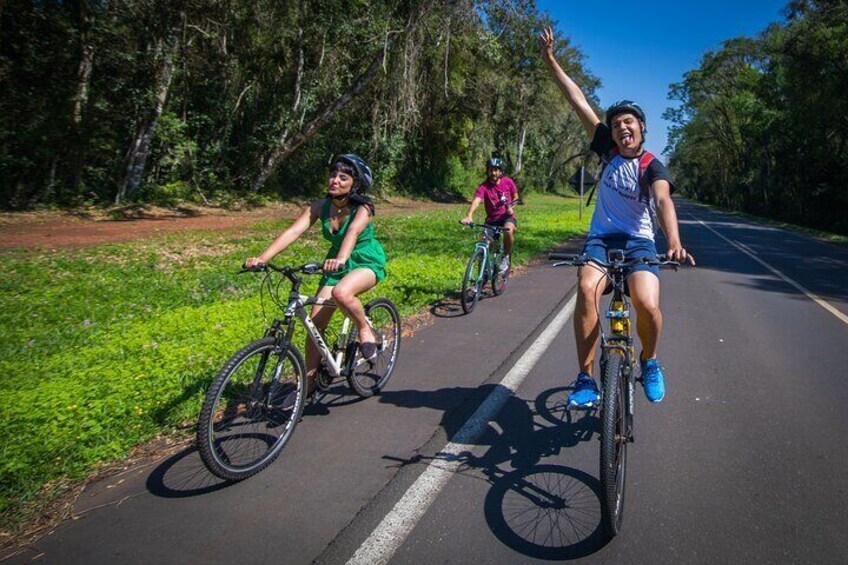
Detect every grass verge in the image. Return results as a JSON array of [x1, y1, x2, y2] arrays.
[[0, 193, 589, 533]]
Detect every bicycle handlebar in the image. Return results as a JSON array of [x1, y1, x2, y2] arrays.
[[548, 252, 680, 269], [239, 262, 325, 276], [459, 221, 508, 233]]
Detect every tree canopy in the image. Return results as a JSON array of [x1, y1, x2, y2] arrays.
[[1, 0, 602, 209], [665, 0, 848, 234]]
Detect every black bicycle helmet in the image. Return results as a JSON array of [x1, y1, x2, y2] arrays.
[[486, 156, 505, 170], [331, 153, 373, 192], [605, 100, 647, 129]]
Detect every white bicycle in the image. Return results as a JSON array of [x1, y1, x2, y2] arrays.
[[197, 262, 401, 481]]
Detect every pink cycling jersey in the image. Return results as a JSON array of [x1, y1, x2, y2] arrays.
[[475, 177, 518, 223]]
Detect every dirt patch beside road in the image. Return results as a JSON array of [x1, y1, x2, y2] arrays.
[[0, 198, 458, 250]]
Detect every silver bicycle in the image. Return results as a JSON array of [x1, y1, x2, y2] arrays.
[[197, 262, 401, 481]]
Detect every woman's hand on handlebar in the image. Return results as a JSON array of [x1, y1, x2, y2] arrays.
[[323, 258, 345, 272], [243, 256, 267, 269], [459, 216, 474, 225]]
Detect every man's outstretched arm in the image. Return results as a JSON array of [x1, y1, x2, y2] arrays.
[[538, 26, 601, 139]]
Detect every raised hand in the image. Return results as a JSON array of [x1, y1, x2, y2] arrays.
[[538, 26, 555, 59]]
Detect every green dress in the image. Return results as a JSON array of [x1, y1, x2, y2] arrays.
[[320, 200, 387, 287]]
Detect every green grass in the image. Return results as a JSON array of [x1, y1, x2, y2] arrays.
[[0, 194, 589, 524]]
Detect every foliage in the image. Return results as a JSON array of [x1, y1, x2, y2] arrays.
[[665, 0, 848, 234], [0, 194, 588, 524], [0, 0, 598, 208]]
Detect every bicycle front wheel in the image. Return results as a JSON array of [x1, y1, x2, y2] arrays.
[[461, 248, 485, 313], [348, 298, 401, 397], [197, 337, 307, 481], [599, 349, 628, 538]]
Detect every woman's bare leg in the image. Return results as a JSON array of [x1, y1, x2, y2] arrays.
[[305, 285, 336, 391], [330, 268, 378, 345]]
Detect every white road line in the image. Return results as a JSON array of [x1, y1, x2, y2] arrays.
[[694, 217, 848, 325], [346, 294, 577, 565]]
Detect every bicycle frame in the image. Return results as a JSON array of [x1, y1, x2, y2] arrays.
[[256, 265, 357, 379], [285, 294, 352, 377], [473, 227, 504, 283], [275, 292, 380, 379]]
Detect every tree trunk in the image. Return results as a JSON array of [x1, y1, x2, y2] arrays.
[[251, 35, 393, 192], [72, 1, 94, 127], [71, 0, 95, 193], [116, 35, 178, 204], [250, 3, 427, 192], [515, 124, 526, 175]]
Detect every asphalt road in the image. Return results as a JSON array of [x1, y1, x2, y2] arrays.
[[6, 201, 848, 565]]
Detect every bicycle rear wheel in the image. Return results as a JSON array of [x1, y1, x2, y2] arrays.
[[599, 349, 628, 538], [197, 337, 307, 481], [491, 250, 509, 296], [461, 248, 485, 313], [347, 298, 401, 397]]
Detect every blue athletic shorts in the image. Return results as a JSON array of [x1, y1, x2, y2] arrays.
[[582, 234, 660, 277]]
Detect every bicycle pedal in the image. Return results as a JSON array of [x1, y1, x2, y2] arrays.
[[316, 371, 333, 391]]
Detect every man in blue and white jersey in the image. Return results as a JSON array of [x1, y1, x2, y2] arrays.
[[540, 27, 695, 407]]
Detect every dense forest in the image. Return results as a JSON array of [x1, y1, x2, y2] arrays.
[[0, 0, 600, 209], [3, 1, 846, 234], [665, 0, 848, 234]]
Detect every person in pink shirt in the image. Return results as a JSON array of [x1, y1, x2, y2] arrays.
[[460, 156, 520, 273]]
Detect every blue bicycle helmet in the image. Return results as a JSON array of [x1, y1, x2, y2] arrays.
[[331, 153, 373, 192], [605, 100, 647, 134], [486, 156, 505, 170]]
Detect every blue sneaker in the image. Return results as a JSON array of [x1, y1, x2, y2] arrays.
[[567, 372, 600, 408], [641, 359, 665, 402]]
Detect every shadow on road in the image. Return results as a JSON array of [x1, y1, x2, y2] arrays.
[[484, 464, 605, 560], [147, 385, 367, 497], [146, 447, 232, 499], [429, 293, 465, 318], [382, 384, 611, 559]]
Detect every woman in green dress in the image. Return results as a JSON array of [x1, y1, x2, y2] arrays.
[[244, 154, 387, 394]]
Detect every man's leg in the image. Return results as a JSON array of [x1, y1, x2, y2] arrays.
[[627, 271, 662, 361], [575, 264, 607, 374], [566, 263, 608, 406], [628, 270, 666, 402], [503, 222, 515, 256]]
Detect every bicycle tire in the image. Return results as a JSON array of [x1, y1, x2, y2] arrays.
[[491, 250, 509, 296], [461, 248, 485, 313], [197, 337, 307, 481], [599, 349, 628, 538], [347, 298, 401, 397]]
